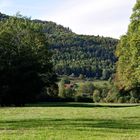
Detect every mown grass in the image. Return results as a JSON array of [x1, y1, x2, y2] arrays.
[[0, 102, 140, 140]]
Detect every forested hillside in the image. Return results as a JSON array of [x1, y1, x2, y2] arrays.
[[0, 12, 118, 79]]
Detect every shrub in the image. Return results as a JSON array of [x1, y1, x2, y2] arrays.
[[105, 86, 120, 103], [64, 88, 75, 98], [130, 97, 139, 103], [78, 82, 94, 96], [130, 97, 136, 103], [58, 80, 65, 98], [93, 90, 101, 103], [118, 97, 125, 103]]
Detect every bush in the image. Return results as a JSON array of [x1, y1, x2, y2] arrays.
[[105, 86, 120, 103], [118, 97, 125, 103], [129, 97, 139, 103], [58, 80, 65, 98], [64, 88, 75, 98], [77, 82, 94, 97], [93, 90, 101, 103]]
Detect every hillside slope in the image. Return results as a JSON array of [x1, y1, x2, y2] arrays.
[[0, 12, 118, 79]]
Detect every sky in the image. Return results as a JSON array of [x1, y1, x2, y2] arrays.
[[0, 0, 136, 38]]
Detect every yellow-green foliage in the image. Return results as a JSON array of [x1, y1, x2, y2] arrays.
[[115, 0, 140, 91]]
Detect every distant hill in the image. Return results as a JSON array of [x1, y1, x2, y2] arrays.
[[0, 12, 118, 79]]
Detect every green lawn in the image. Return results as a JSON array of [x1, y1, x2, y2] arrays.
[[0, 103, 140, 140]]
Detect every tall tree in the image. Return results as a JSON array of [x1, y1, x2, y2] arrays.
[[115, 0, 140, 92], [0, 16, 57, 106]]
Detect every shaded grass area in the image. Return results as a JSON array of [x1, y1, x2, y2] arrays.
[[0, 118, 140, 130], [26, 102, 140, 108], [0, 103, 140, 140]]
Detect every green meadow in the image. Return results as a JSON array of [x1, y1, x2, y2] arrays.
[[0, 103, 140, 140]]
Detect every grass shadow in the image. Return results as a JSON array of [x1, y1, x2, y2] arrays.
[[0, 117, 140, 132], [26, 102, 140, 108]]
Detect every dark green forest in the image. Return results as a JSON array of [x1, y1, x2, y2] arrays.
[[0, 13, 118, 80], [34, 20, 118, 79]]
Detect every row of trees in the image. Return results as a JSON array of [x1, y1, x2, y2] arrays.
[[58, 77, 139, 103]]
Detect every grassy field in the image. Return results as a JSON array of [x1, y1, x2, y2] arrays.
[[68, 77, 111, 88], [0, 103, 140, 140]]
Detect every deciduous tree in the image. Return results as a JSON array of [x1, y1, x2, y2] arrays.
[[0, 16, 57, 106], [115, 0, 140, 93]]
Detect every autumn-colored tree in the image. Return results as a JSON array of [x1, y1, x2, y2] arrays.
[[115, 0, 140, 93]]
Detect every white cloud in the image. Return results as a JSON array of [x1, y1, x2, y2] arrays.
[[39, 0, 136, 38], [0, 0, 12, 8], [0, 0, 136, 38]]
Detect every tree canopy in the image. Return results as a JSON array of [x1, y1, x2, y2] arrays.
[[115, 0, 140, 93], [0, 16, 57, 106]]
